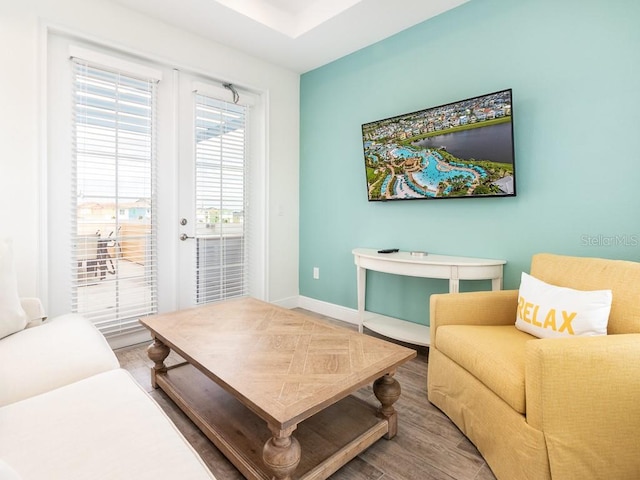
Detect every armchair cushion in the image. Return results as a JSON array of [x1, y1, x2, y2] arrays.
[[0, 239, 27, 339], [515, 272, 611, 339], [437, 325, 534, 413]]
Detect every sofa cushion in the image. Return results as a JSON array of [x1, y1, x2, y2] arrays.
[[0, 238, 28, 339], [436, 324, 536, 413], [0, 313, 119, 406], [515, 272, 611, 339], [0, 369, 216, 480]]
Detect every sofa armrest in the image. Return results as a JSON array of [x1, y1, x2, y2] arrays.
[[525, 334, 640, 479], [20, 297, 47, 327], [430, 289, 519, 347]]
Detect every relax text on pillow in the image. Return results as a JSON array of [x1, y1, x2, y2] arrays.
[[517, 296, 576, 334]]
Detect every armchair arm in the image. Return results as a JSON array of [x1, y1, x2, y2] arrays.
[[525, 334, 640, 479], [19, 298, 47, 327], [430, 289, 519, 347]]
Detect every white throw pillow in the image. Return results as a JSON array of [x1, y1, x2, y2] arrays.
[[515, 272, 612, 339], [0, 238, 28, 339]]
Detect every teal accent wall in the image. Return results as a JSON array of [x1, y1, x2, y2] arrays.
[[299, 0, 640, 326]]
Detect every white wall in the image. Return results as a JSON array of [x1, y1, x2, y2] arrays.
[[0, 0, 300, 307]]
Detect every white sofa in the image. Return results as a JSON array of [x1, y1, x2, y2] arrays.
[[0, 300, 217, 480]]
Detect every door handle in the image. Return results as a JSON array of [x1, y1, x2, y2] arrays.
[[179, 233, 194, 241]]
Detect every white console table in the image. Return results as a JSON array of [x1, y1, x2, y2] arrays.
[[353, 248, 506, 347]]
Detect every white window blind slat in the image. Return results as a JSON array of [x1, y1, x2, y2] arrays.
[[71, 58, 158, 337]]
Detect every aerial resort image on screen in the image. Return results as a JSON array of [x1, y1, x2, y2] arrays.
[[362, 89, 515, 201]]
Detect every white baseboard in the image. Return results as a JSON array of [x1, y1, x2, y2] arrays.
[[270, 295, 300, 309], [108, 329, 152, 350], [297, 296, 359, 326]]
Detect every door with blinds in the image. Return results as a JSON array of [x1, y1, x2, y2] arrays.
[[69, 50, 160, 339], [177, 80, 256, 309]]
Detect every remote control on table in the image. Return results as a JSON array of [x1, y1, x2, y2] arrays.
[[377, 248, 399, 254]]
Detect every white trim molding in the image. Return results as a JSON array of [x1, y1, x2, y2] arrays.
[[297, 296, 359, 325]]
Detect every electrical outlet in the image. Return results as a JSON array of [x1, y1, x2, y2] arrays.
[[313, 267, 320, 280]]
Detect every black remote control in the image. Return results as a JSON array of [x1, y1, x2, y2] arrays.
[[377, 248, 399, 254]]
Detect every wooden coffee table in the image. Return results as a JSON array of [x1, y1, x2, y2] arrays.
[[140, 297, 416, 480]]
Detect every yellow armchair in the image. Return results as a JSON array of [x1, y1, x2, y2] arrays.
[[427, 253, 640, 480]]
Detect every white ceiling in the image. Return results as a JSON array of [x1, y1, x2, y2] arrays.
[[111, 0, 469, 73]]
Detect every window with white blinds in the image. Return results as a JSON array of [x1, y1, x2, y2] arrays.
[[193, 93, 248, 303], [71, 58, 158, 336]]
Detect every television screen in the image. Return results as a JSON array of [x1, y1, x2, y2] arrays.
[[361, 89, 515, 201]]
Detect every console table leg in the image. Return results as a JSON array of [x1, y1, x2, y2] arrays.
[[263, 425, 301, 480], [373, 373, 401, 439], [147, 337, 170, 388], [356, 264, 366, 333]]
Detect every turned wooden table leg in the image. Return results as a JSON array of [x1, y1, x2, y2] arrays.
[[373, 373, 401, 439], [147, 337, 170, 389], [263, 425, 301, 480]]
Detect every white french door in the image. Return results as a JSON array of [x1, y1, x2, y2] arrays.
[[47, 35, 266, 346], [176, 74, 265, 309]]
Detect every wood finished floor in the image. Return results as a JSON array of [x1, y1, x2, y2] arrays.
[[115, 309, 497, 480]]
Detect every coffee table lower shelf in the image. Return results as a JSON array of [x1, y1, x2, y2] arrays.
[[156, 363, 391, 480]]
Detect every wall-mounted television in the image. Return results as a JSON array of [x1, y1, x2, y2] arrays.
[[361, 89, 515, 201]]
